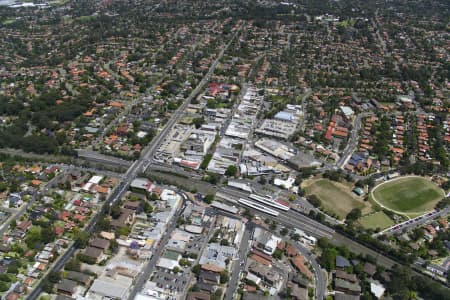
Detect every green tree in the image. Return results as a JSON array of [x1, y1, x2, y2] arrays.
[[77, 253, 96, 265], [10, 219, 17, 229], [7, 265, 18, 275], [225, 165, 237, 177], [141, 201, 153, 213], [192, 117, 205, 129], [179, 258, 190, 267], [117, 225, 131, 236], [273, 248, 284, 260], [0, 281, 9, 292], [0, 274, 11, 282], [25, 226, 42, 249], [307, 195, 321, 208], [318, 237, 329, 249], [48, 271, 61, 283], [41, 280, 53, 293], [242, 209, 253, 219], [65, 258, 81, 271], [96, 216, 111, 231], [111, 204, 122, 218], [269, 220, 277, 231], [0, 182, 8, 192], [74, 229, 90, 249], [320, 247, 337, 271], [110, 239, 119, 253], [203, 173, 220, 184], [212, 288, 223, 300], [204, 194, 215, 204], [200, 154, 212, 170], [192, 264, 201, 275], [259, 176, 267, 185], [346, 208, 361, 224], [220, 270, 229, 284]]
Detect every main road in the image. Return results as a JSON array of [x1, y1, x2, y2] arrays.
[[144, 23, 244, 168], [224, 223, 252, 300], [127, 201, 185, 300], [26, 23, 243, 300]]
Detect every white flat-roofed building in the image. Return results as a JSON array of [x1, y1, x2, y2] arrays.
[[274, 111, 295, 122], [156, 258, 179, 270], [253, 227, 282, 255], [138, 281, 169, 300], [160, 189, 182, 205], [255, 138, 295, 160], [88, 175, 104, 184], [199, 243, 237, 270], [184, 225, 204, 234], [274, 177, 297, 192], [81, 182, 94, 192], [246, 272, 262, 285], [135, 293, 165, 300], [225, 119, 252, 139], [256, 119, 297, 140], [286, 104, 302, 113], [171, 229, 194, 242], [340, 106, 355, 119], [88, 278, 129, 299]]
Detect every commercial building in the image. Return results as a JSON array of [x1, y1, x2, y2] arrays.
[[256, 119, 297, 140], [130, 178, 153, 192], [88, 278, 129, 299], [255, 138, 295, 160], [199, 243, 237, 271], [274, 111, 295, 122], [253, 227, 281, 255]]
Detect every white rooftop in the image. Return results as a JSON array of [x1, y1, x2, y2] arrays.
[[370, 280, 386, 299], [89, 278, 129, 299], [89, 175, 103, 184], [156, 258, 179, 270]]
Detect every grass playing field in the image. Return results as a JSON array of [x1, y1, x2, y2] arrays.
[[358, 211, 394, 230], [371, 176, 444, 217], [303, 179, 367, 220]]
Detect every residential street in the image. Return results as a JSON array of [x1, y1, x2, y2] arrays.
[[127, 201, 186, 300], [290, 240, 326, 300], [224, 223, 252, 300]]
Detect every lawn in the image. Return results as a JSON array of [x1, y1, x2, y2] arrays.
[[2, 18, 16, 25], [303, 179, 368, 220], [77, 15, 98, 22], [371, 176, 444, 217], [358, 211, 394, 230]]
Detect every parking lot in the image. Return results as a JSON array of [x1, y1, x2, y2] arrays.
[[185, 234, 207, 255]]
